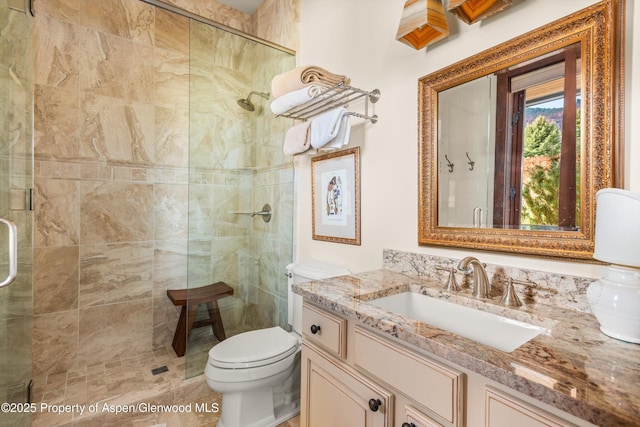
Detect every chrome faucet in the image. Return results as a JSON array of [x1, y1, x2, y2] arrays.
[[457, 257, 491, 299]]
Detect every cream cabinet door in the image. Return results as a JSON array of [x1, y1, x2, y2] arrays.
[[486, 388, 577, 427], [301, 342, 393, 427], [354, 326, 463, 426]]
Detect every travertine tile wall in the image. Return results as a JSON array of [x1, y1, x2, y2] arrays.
[[252, 0, 299, 52], [187, 19, 295, 341], [31, 0, 298, 377], [158, 0, 299, 52]]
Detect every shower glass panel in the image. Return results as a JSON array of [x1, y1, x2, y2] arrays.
[[186, 20, 295, 377], [0, 0, 34, 424]]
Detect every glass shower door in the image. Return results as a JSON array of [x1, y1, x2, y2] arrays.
[[1, 1, 33, 424], [186, 19, 295, 377]]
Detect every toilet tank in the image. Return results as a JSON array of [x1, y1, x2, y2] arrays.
[[287, 260, 350, 335]]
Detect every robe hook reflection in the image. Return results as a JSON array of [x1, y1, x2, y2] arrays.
[[444, 155, 454, 173], [466, 152, 475, 171]]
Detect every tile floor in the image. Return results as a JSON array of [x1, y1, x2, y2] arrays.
[[31, 344, 300, 427]]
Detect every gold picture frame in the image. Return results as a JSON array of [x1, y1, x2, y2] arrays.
[[311, 147, 361, 245]]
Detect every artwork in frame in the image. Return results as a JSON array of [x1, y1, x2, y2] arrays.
[[311, 147, 361, 245]]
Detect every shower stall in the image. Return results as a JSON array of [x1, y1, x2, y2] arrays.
[[2, 1, 296, 423], [183, 15, 296, 377]]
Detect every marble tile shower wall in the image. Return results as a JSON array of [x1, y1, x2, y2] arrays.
[[160, 0, 299, 52], [188, 19, 295, 336], [31, 0, 297, 377], [252, 166, 294, 331]]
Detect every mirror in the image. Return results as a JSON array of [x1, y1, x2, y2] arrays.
[[418, 0, 624, 260]]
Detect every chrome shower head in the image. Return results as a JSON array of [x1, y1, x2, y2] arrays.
[[237, 91, 270, 112]]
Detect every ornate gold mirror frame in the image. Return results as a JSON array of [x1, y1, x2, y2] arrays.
[[418, 0, 625, 260]]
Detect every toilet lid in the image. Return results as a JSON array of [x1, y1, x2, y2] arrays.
[[209, 327, 299, 369]]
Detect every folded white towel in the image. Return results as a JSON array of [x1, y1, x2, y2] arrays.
[[283, 121, 311, 155], [310, 107, 351, 149], [319, 114, 351, 151], [270, 85, 326, 115]]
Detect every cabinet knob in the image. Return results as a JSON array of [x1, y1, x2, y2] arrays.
[[402, 423, 416, 427], [368, 398, 382, 412], [310, 324, 321, 334]]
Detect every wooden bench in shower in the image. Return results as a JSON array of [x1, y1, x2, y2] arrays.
[[167, 281, 234, 357]]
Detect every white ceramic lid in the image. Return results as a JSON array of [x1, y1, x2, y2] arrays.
[[208, 327, 298, 369], [288, 260, 350, 280]]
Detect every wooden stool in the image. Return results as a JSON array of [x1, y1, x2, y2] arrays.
[[167, 282, 234, 357]]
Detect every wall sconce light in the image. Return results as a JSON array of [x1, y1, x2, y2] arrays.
[[396, 0, 449, 50], [587, 189, 640, 343], [447, 0, 512, 25]]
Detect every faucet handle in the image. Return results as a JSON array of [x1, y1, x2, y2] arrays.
[[499, 278, 536, 307], [435, 266, 461, 292]]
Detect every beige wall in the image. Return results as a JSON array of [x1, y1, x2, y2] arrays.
[[31, 0, 298, 377], [295, 0, 639, 278]]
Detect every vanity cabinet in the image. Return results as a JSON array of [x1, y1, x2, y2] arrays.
[[301, 301, 596, 427], [301, 302, 458, 427]]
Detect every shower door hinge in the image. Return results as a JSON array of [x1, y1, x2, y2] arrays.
[[8, 188, 34, 211]]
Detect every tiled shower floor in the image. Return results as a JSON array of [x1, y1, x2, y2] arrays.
[[31, 344, 300, 427]]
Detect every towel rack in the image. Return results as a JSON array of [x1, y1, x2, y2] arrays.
[[276, 83, 380, 123]]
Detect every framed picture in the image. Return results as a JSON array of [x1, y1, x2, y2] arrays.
[[311, 147, 361, 245]]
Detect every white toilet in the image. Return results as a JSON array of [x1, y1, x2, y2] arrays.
[[205, 260, 350, 427]]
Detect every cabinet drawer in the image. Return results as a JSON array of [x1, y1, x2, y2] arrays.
[[404, 405, 444, 427], [354, 326, 463, 426], [302, 302, 347, 358], [486, 388, 577, 427]]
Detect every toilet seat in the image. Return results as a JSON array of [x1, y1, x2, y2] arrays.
[[209, 326, 299, 369]]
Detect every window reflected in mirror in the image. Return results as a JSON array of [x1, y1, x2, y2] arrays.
[[495, 43, 581, 231], [437, 43, 583, 232]]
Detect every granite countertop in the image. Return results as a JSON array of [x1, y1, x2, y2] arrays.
[[292, 269, 640, 427]]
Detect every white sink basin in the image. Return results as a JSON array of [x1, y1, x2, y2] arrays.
[[368, 292, 545, 352]]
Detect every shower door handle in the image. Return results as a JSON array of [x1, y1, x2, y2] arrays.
[[0, 218, 18, 289]]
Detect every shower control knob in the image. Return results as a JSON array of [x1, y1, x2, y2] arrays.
[[310, 325, 321, 334], [368, 398, 382, 412]]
